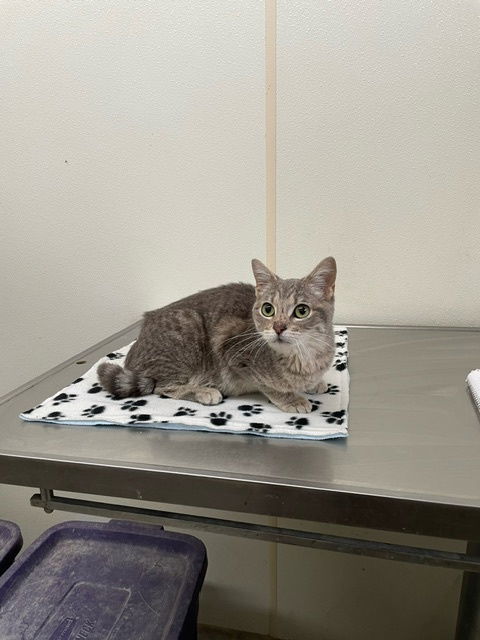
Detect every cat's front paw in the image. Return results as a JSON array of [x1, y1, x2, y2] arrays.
[[276, 395, 312, 414]]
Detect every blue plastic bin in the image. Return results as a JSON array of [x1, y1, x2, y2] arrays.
[[0, 520, 22, 576], [0, 519, 207, 639]]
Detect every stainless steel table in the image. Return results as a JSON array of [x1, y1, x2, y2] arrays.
[[1, 325, 479, 638]]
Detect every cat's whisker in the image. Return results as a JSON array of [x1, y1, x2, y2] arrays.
[[209, 328, 258, 358], [222, 334, 261, 360], [295, 338, 310, 366], [221, 329, 259, 346], [229, 345, 260, 367], [308, 336, 334, 348], [251, 338, 268, 367], [222, 334, 257, 352], [221, 330, 259, 351], [291, 335, 314, 371], [227, 336, 265, 365]]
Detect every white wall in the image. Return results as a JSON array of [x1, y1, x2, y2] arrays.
[[277, 0, 480, 326], [1, 1, 478, 639], [1, 0, 265, 395]]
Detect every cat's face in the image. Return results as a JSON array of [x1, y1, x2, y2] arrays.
[[251, 257, 336, 354]]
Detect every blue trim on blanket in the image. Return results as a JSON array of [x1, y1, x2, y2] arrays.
[[19, 414, 347, 440]]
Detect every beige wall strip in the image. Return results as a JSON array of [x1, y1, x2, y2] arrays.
[[265, 0, 277, 272]]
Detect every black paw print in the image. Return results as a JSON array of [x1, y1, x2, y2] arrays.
[[128, 413, 152, 424], [106, 352, 123, 360], [333, 358, 347, 372], [286, 416, 310, 429], [321, 409, 346, 425], [325, 384, 340, 395], [81, 404, 106, 418], [174, 406, 197, 417], [72, 377, 84, 384], [44, 411, 65, 420], [335, 341, 346, 348], [88, 383, 103, 394], [247, 422, 272, 434], [209, 411, 232, 426], [121, 399, 148, 412], [237, 403, 263, 417], [310, 399, 323, 412], [52, 392, 77, 406], [25, 403, 44, 414], [335, 330, 348, 336]]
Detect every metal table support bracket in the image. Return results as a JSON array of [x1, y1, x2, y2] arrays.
[[455, 541, 480, 640], [31, 489, 480, 574]]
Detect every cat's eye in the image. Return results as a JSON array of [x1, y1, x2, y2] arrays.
[[293, 304, 310, 319], [260, 302, 275, 317]]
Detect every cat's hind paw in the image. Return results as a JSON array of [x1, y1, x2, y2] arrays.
[[194, 387, 223, 405], [306, 380, 328, 395]]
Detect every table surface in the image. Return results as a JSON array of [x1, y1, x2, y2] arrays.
[[1, 325, 479, 540]]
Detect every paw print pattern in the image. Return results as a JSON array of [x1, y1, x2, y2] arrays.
[[247, 422, 272, 434], [325, 384, 340, 395], [87, 383, 103, 394], [106, 352, 123, 360], [333, 357, 347, 372], [52, 393, 77, 406], [72, 377, 84, 384], [286, 416, 310, 430], [321, 409, 346, 425], [128, 414, 152, 424], [332, 329, 348, 370], [43, 411, 65, 420], [121, 399, 148, 412], [174, 406, 197, 417], [209, 411, 232, 426], [310, 400, 322, 412], [81, 404, 106, 418], [237, 403, 263, 417], [23, 407, 34, 415], [335, 331, 348, 349]]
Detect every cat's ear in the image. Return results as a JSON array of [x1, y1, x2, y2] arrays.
[[305, 256, 337, 300], [251, 259, 278, 289]]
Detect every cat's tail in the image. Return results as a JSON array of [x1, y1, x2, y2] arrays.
[[97, 362, 155, 398]]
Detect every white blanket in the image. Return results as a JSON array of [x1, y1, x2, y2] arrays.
[[467, 369, 480, 413], [20, 327, 350, 440]]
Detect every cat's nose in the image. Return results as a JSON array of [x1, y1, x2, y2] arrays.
[[273, 322, 287, 335]]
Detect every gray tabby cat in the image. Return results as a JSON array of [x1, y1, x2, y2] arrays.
[[97, 257, 336, 413]]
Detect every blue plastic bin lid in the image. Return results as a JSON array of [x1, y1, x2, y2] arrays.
[[0, 519, 207, 640], [0, 520, 22, 576]]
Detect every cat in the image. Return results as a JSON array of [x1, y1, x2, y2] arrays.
[[97, 257, 336, 413]]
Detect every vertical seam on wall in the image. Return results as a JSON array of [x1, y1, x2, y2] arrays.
[[266, 0, 277, 272], [266, 3, 278, 634], [268, 518, 278, 637]]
